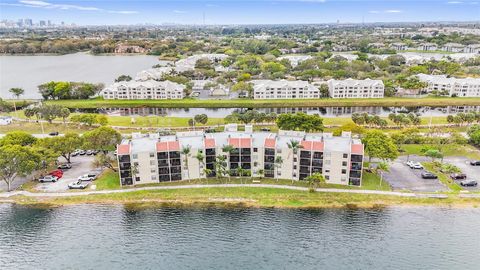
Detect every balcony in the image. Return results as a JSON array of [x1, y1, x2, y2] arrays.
[[241, 156, 251, 163], [300, 151, 311, 158], [118, 155, 131, 163]]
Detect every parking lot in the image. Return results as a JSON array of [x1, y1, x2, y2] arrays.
[[35, 155, 102, 192], [384, 156, 449, 192], [443, 157, 480, 191]]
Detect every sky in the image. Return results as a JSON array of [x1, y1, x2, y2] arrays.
[[0, 0, 479, 25]]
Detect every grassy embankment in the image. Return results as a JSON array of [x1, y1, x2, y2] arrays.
[[422, 162, 463, 192], [46, 97, 480, 109], [401, 144, 480, 160]]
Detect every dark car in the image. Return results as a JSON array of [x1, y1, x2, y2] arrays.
[[421, 172, 438, 179], [49, 131, 59, 136], [260, 128, 271, 132], [450, 173, 467, 180], [470, 160, 480, 166], [460, 180, 478, 187]]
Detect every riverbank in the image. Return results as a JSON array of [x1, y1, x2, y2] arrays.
[[45, 97, 480, 109], [3, 185, 480, 209]]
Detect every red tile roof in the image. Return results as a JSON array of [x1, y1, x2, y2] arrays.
[[204, 138, 215, 148], [351, 144, 363, 155], [264, 138, 276, 148], [301, 141, 324, 151], [156, 141, 180, 152], [228, 138, 252, 148], [117, 144, 130, 155]]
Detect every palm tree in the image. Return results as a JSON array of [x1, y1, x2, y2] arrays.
[[215, 155, 227, 182], [221, 144, 234, 182], [287, 140, 303, 183], [181, 145, 191, 182], [9, 87, 24, 117], [202, 168, 212, 184], [195, 151, 205, 182], [274, 155, 283, 182]]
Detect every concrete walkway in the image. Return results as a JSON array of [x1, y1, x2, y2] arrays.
[[0, 184, 422, 198]]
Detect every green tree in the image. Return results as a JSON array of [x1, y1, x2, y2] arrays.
[[195, 151, 205, 181], [0, 144, 41, 191], [38, 132, 83, 163], [181, 145, 192, 181], [468, 124, 480, 146], [9, 87, 24, 116], [304, 173, 325, 192], [274, 155, 283, 182], [59, 107, 71, 125], [0, 131, 37, 146], [37, 104, 64, 123], [83, 126, 122, 154], [376, 162, 390, 189], [115, 75, 132, 82], [362, 130, 399, 162], [424, 149, 443, 162], [194, 114, 208, 125], [92, 153, 118, 172], [276, 112, 324, 132]]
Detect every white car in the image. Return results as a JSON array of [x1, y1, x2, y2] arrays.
[[39, 175, 58, 183], [411, 162, 423, 169], [68, 180, 89, 189], [78, 173, 98, 182], [406, 161, 415, 168]]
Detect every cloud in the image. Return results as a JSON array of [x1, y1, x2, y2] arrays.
[[447, 1, 463, 3], [4, 1, 138, 14], [173, 10, 187, 14], [369, 9, 402, 14]]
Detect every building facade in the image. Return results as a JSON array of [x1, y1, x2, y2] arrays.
[[101, 80, 185, 100], [116, 125, 364, 187], [417, 74, 480, 97], [327, 78, 385, 98], [252, 80, 320, 99]]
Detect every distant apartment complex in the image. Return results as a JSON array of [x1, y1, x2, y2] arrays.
[[101, 80, 185, 100], [327, 79, 385, 98], [116, 125, 364, 187], [252, 80, 320, 99], [417, 74, 480, 97]]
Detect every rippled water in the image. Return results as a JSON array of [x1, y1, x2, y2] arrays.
[[0, 204, 479, 270]]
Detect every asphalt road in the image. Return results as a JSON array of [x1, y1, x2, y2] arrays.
[[35, 155, 101, 192], [383, 155, 448, 192], [443, 156, 480, 191]]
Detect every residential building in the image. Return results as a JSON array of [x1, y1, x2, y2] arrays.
[[101, 80, 185, 100], [327, 78, 385, 98], [441, 43, 464, 53], [417, 74, 480, 97], [114, 44, 148, 54], [390, 42, 408, 51], [116, 125, 364, 187], [464, 44, 480, 54], [417, 43, 438, 51], [252, 80, 320, 99]]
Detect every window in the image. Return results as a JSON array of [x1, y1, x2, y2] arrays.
[[325, 169, 330, 173], [342, 161, 347, 166], [253, 148, 258, 152], [150, 160, 156, 166], [151, 169, 156, 173], [150, 153, 155, 158], [132, 154, 138, 159], [151, 175, 157, 181], [343, 154, 348, 159], [342, 169, 347, 174], [135, 177, 140, 182]]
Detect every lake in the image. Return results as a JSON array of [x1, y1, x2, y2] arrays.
[[0, 204, 479, 270], [0, 53, 160, 99], [77, 105, 480, 118]]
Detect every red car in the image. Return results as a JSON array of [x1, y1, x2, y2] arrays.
[[49, 169, 63, 179]]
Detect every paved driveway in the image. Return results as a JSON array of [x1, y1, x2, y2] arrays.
[[444, 157, 480, 191], [35, 155, 101, 192], [383, 155, 448, 192]]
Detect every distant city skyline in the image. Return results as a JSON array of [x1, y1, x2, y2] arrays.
[[0, 0, 479, 25]]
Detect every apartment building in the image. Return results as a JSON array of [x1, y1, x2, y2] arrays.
[[101, 80, 185, 100], [116, 125, 364, 187], [252, 80, 320, 99], [417, 74, 480, 97], [441, 43, 466, 53], [327, 78, 385, 98]]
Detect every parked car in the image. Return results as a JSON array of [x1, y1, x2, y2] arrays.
[[406, 161, 414, 168], [470, 160, 480, 166], [71, 149, 82, 157], [421, 172, 438, 179], [49, 169, 63, 179], [86, 150, 94, 155], [260, 128, 271, 132], [48, 131, 59, 136], [39, 175, 58, 183], [78, 150, 86, 155], [460, 180, 478, 187], [450, 173, 467, 180], [78, 173, 98, 182], [68, 180, 89, 189], [58, 163, 72, 170], [411, 162, 423, 169]]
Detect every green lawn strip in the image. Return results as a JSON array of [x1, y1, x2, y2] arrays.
[[94, 170, 121, 190], [15, 187, 480, 208], [401, 144, 480, 160], [46, 97, 480, 109], [422, 162, 463, 192], [361, 172, 392, 191]]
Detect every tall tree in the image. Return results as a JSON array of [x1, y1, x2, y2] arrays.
[[362, 130, 399, 162], [38, 133, 83, 163], [0, 131, 36, 146], [195, 151, 205, 180], [181, 145, 192, 181], [9, 88, 24, 116], [0, 145, 41, 191], [83, 126, 121, 154], [274, 155, 283, 182]]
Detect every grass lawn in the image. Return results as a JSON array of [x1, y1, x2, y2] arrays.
[[361, 172, 392, 191], [46, 97, 480, 109], [401, 144, 480, 160], [94, 170, 121, 190], [0, 122, 94, 134], [422, 162, 463, 192], [15, 186, 480, 208]]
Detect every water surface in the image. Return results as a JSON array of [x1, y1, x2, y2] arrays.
[[0, 204, 479, 270]]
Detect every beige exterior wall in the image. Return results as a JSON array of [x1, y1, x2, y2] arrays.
[[133, 151, 159, 185]]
